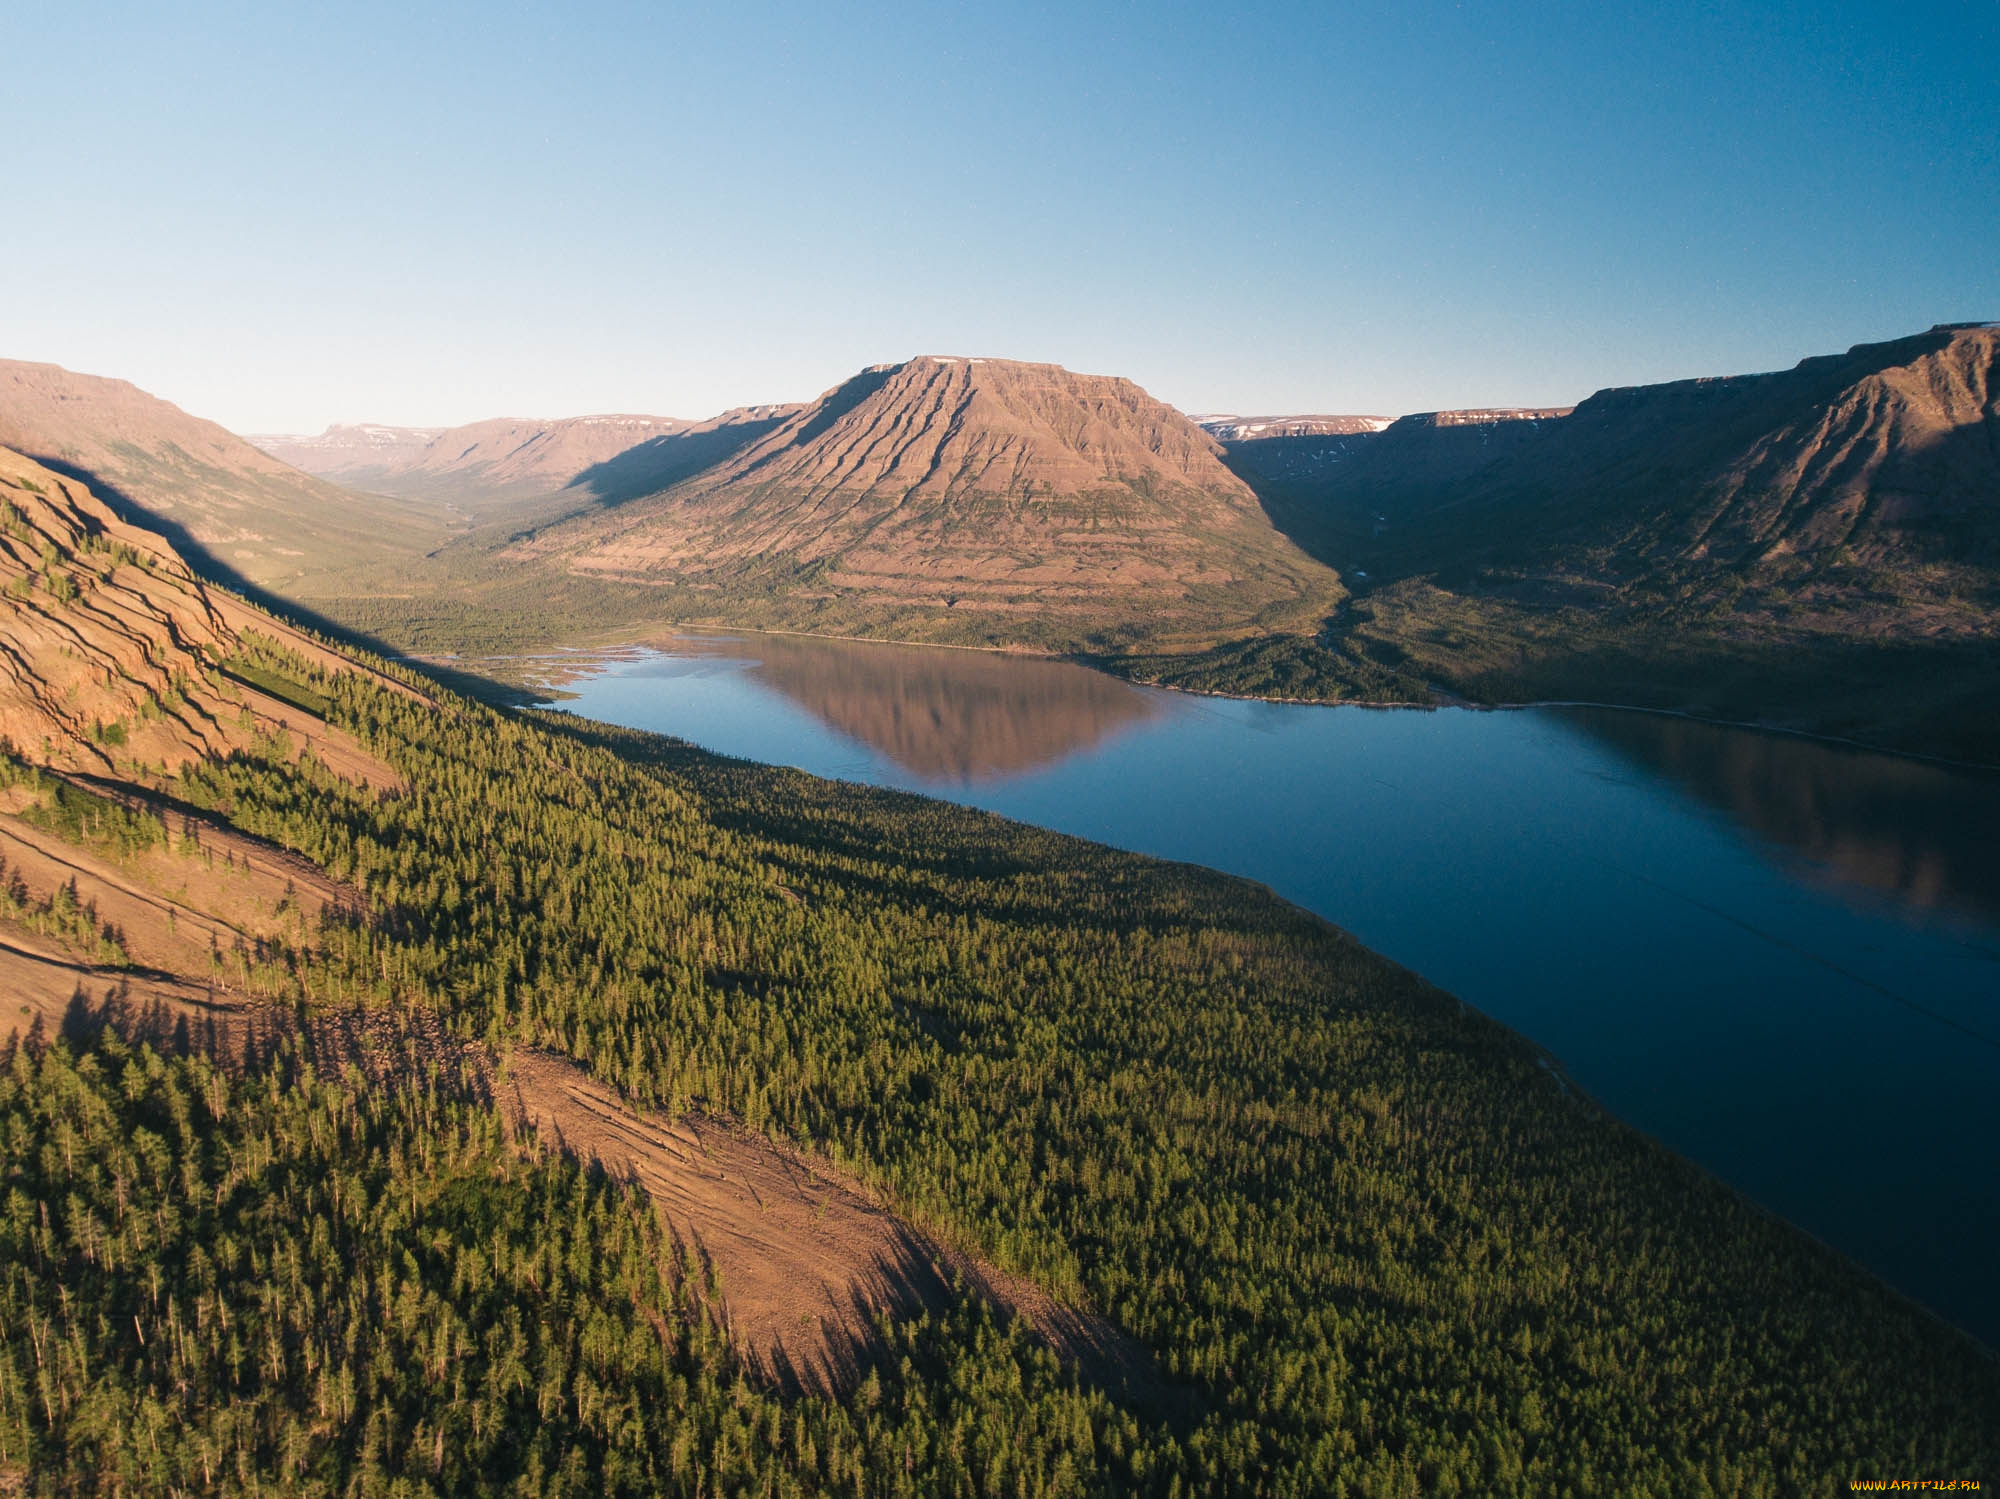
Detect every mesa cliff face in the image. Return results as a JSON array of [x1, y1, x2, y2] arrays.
[[1216, 325, 2000, 757], [1601, 325, 2000, 585], [1229, 326, 2000, 621], [528, 356, 1343, 650]]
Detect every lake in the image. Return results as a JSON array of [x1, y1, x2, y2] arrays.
[[548, 630, 2000, 1350]]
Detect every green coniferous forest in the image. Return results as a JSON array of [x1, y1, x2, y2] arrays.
[[4, 637, 1996, 1494]]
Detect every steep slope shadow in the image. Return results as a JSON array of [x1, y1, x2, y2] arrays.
[[785, 365, 896, 449], [1216, 326, 2000, 755], [22, 453, 547, 706], [1222, 413, 1576, 581], [1242, 325, 1998, 593], [559, 407, 798, 514]]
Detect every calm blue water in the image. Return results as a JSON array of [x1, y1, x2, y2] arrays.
[[552, 633, 2000, 1349]]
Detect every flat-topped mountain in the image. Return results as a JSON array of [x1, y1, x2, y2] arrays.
[[525, 355, 1344, 652], [1228, 324, 2000, 756], [1288, 326, 1999, 610], [0, 360, 444, 591]]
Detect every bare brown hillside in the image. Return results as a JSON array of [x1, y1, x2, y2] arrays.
[[0, 360, 445, 589], [0, 927, 1152, 1401], [0, 446, 403, 783], [1234, 325, 2000, 624], [1636, 325, 2000, 589], [525, 356, 1344, 652], [1217, 324, 2000, 757]]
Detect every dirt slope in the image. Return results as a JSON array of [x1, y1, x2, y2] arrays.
[[500, 1051, 1152, 1397], [0, 446, 403, 783], [0, 944, 1148, 1398], [525, 356, 1345, 652]]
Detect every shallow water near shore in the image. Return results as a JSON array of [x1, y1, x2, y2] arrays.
[[552, 630, 2000, 1349]]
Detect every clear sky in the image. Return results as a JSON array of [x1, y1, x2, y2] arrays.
[[4, 0, 1995, 432]]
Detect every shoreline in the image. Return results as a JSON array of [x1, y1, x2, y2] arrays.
[[406, 620, 2000, 774]]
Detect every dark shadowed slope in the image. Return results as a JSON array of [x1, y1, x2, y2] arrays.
[[1223, 325, 2000, 756], [1235, 325, 1998, 615], [0, 359, 446, 591]]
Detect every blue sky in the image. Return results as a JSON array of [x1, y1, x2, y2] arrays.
[[3, 0, 1994, 431]]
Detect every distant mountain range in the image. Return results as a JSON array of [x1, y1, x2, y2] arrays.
[[3, 325, 1995, 754], [250, 422, 447, 472]]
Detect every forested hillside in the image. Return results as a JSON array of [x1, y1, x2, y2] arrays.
[[2, 446, 1996, 1492]]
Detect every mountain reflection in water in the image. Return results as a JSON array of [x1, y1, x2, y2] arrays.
[[1562, 707, 2000, 927], [647, 632, 1161, 782]]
